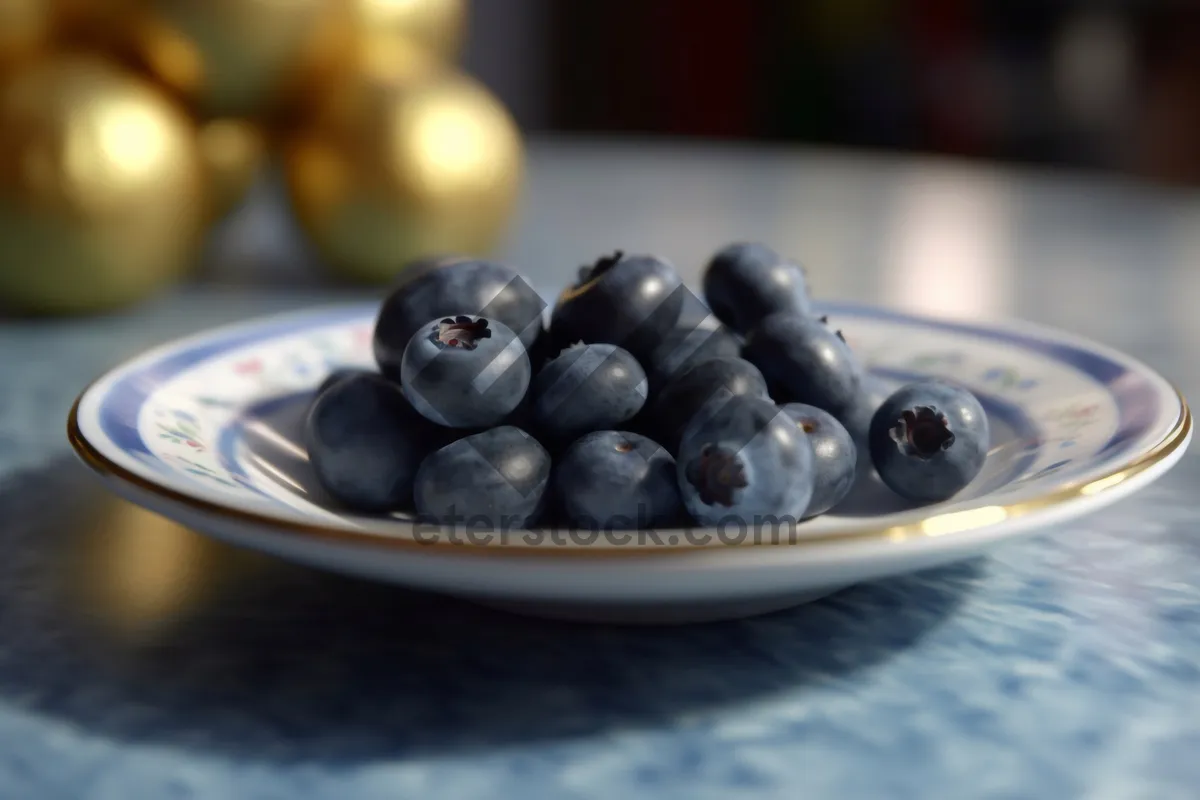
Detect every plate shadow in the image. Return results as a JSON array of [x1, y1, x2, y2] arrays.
[[0, 458, 985, 766]]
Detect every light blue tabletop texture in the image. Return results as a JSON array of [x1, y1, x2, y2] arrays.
[[0, 140, 1197, 799]]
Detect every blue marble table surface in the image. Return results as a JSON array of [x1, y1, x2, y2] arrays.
[[1, 139, 1198, 800]]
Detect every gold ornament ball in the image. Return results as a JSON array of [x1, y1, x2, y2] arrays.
[[0, 56, 207, 314], [0, 0, 139, 68], [295, 0, 467, 102], [197, 118, 266, 221], [281, 17, 439, 129], [343, 0, 467, 62], [279, 2, 464, 129], [283, 67, 524, 284], [125, 0, 337, 119], [0, 0, 54, 74], [52, 0, 140, 53]]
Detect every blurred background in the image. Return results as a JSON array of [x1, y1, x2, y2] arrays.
[[476, 0, 1200, 184], [0, 0, 1199, 315]]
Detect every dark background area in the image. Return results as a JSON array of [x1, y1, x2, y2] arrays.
[[463, 0, 1200, 185]]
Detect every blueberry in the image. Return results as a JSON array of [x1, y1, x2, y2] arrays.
[[549, 251, 684, 359], [304, 373, 439, 512], [649, 357, 770, 455], [677, 395, 815, 527], [869, 380, 989, 503], [400, 314, 531, 429], [554, 431, 682, 530], [643, 323, 742, 393], [702, 242, 812, 334], [837, 373, 891, 447], [530, 343, 647, 445], [675, 288, 720, 334], [525, 322, 557, 373], [414, 426, 551, 528], [742, 312, 862, 415], [780, 403, 857, 517], [316, 367, 376, 395], [374, 258, 545, 380]]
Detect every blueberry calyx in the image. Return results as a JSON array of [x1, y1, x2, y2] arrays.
[[614, 439, 634, 453], [556, 340, 586, 357], [430, 316, 491, 350], [889, 406, 955, 459], [818, 315, 847, 343], [585, 250, 624, 281], [562, 251, 626, 302], [685, 444, 749, 507]]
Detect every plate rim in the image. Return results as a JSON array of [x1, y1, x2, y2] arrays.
[[66, 302, 1193, 559]]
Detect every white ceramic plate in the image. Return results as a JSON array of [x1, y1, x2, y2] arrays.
[[69, 300, 1191, 623]]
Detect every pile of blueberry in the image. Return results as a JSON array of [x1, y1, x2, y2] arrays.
[[305, 244, 990, 532]]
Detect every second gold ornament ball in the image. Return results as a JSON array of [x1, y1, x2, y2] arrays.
[[0, 0, 523, 314], [283, 39, 523, 285]]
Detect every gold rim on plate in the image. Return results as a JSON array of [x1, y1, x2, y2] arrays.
[[66, 388, 1192, 559]]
